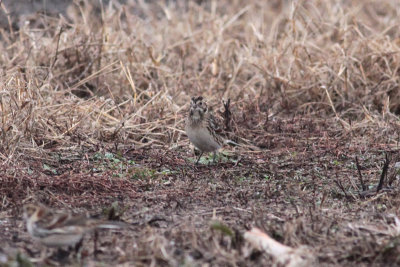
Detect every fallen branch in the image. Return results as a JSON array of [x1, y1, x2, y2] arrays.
[[244, 228, 313, 267]]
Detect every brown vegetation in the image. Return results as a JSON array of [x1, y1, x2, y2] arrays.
[[1, 0, 400, 266]]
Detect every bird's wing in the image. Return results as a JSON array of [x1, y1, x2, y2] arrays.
[[207, 113, 223, 135]]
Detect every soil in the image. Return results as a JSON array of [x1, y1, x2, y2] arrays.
[[1, 116, 400, 266]]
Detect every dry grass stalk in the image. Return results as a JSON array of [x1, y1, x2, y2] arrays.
[[0, 0, 398, 162]]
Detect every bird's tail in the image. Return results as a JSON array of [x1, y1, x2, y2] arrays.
[[224, 139, 239, 146], [95, 220, 127, 230]]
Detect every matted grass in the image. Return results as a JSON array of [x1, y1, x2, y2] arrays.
[[1, 0, 400, 266]]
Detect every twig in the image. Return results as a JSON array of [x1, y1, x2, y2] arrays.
[[0, 0, 14, 40], [40, 26, 64, 87], [93, 229, 99, 258], [377, 153, 390, 193], [222, 98, 231, 131], [355, 156, 366, 191], [96, 0, 105, 90], [322, 86, 350, 130], [334, 175, 352, 200]]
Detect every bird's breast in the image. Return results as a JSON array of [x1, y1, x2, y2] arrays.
[[185, 124, 221, 152]]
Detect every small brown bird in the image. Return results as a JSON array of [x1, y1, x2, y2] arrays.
[[185, 96, 236, 164], [23, 203, 124, 248]]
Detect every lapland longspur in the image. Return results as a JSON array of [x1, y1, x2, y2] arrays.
[[185, 96, 236, 164], [23, 203, 124, 248]]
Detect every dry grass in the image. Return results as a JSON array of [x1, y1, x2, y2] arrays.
[[0, 0, 399, 160], [1, 0, 400, 266]]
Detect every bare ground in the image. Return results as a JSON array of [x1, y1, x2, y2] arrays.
[[1, 0, 400, 266], [1, 116, 400, 266]]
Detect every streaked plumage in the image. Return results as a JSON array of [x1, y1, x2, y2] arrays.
[[23, 204, 124, 248], [185, 96, 227, 164]]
